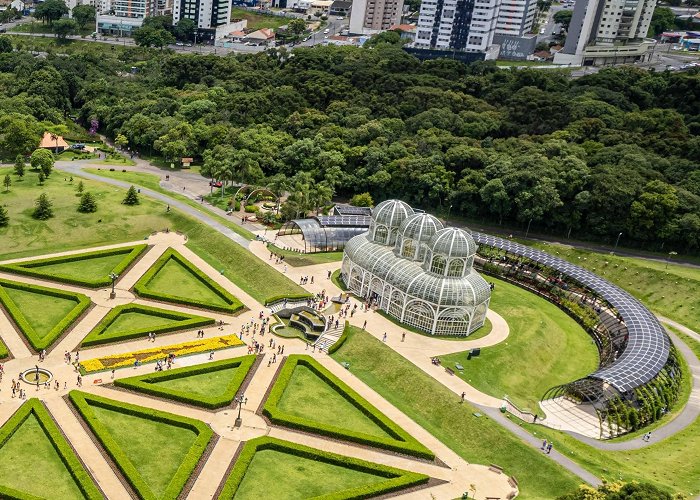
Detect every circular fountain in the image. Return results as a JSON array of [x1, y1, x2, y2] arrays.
[[20, 367, 53, 385]]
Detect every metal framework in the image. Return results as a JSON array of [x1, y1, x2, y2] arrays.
[[341, 200, 491, 336], [277, 216, 370, 253]]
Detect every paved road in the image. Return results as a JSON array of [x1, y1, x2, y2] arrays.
[[56, 162, 251, 248]]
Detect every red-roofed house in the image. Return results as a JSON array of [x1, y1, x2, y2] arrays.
[[39, 132, 69, 153]]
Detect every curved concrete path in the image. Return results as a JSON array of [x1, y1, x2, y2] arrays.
[[56, 162, 251, 248]]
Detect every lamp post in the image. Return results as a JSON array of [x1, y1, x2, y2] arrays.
[[613, 232, 622, 255], [109, 272, 118, 299], [525, 218, 533, 238], [234, 394, 247, 427], [666, 251, 677, 269], [446, 203, 453, 226]]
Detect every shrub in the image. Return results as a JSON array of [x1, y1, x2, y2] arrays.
[[0, 278, 91, 350], [82, 303, 215, 347], [122, 185, 140, 205], [0, 399, 102, 500], [69, 391, 213, 500], [133, 248, 244, 314], [219, 436, 429, 499], [262, 355, 434, 459], [114, 355, 256, 408], [244, 205, 257, 213], [77, 192, 98, 213], [0, 205, 8, 227], [263, 293, 313, 306], [0, 244, 147, 288], [327, 322, 350, 354], [32, 193, 53, 220]]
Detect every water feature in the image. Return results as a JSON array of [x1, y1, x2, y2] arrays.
[[20, 367, 53, 385]]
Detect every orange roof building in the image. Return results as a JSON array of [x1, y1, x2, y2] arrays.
[[39, 132, 69, 152]]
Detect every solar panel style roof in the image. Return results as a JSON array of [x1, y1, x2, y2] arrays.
[[316, 215, 371, 228], [471, 232, 670, 392], [334, 204, 373, 216]]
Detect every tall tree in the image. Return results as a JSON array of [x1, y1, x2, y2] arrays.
[[14, 155, 25, 179], [174, 18, 196, 41], [3, 174, 11, 192], [71, 4, 95, 29], [33, 0, 69, 24], [123, 185, 140, 205], [52, 18, 78, 39], [0, 205, 8, 227], [32, 193, 53, 220], [30, 149, 54, 175], [77, 192, 97, 213]]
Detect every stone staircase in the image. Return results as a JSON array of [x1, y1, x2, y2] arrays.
[[314, 324, 344, 353], [268, 298, 309, 314]]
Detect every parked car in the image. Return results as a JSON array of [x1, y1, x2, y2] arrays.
[[323, 28, 330, 34], [209, 180, 223, 187]]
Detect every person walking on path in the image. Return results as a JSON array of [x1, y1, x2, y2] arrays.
[[382, 332, 387, 342], [362, 320, 367, 330], [401, 332, 406, 342], [546, 443, 553, 454], [541, 439, 547, 450], [460, 392, 466, 403]]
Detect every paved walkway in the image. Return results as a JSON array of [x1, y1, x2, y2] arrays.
[[0, 234, 517, 499]]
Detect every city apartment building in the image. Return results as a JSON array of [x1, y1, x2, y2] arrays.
[[349, 0, 404, 35], [554, 0, 657, 65], [414, 0, 500, 53], [173, 0, 230, 29], [97, 0, 156, 34], [495, 0, 536, 36]]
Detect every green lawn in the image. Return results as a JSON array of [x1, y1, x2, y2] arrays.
[[0, 413, 85, 499], [277, 364, 393, 439], [103, 311, 182, 335], [3, 287, 80, 340], [330, 327, 582, 499], [151, 366, 240, 396], [0, 167, 307, 304], [267, 243, 343, 267], [89, 405, 198, 497], [27, 253, 127, 282], [230, 8, 290, 29], [440, 276, 599, 415], [529, 241, 700, 333], [232, 448, 390, 499], [0, 167, 174, 259], [511, 330, 700, 497], [145, 258, 229, 307], [83, 168, 256, 241]]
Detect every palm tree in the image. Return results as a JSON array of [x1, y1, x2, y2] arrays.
[[266, 174, 289, 214], [311, 182, 334, 215]]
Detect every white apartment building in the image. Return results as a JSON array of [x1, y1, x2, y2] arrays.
[[554, 0, 657, 65], [495, 0, 536, 36], [97, 0, 155, 34], [414, 0, 500, 52], [349, 0, 404, 35], [173, 0, 230, 29]]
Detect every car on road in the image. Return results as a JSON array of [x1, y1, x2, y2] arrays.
[[337, 16, 344, 20], [176, 42, 184, 46], [209, 180, 223, 188], [540, 28, 545, 34], [323, 28, 330, 34]]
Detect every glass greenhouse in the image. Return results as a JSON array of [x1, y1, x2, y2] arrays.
[[341, 200, 491, 336]]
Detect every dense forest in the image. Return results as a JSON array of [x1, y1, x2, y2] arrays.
[[0, 36, 699, 252]]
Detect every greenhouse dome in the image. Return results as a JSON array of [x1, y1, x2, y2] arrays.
[[341, 200, 491, 336]]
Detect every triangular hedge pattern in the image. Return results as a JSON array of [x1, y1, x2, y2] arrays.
[[114, 355, 256, 409], [81, 303, 215, 347], [0, 278, 91, 351], [0, 399, 102, 499], [69, 391, 212, 500], [0, 244, 148, 288], [263, 355, 434, 459]]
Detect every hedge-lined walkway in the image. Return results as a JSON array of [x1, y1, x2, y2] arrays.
[[0, 232, 517, 500]]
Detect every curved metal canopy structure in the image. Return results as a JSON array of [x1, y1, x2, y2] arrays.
[[471, 232, 670, 393]]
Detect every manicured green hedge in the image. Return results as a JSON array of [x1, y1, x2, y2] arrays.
[[327, 321, 351, 355], [0, 338, 9, 360], [69, 391, 212, 500], [0, 399, 103, 500], [0, 278, 91, 351], [263, 293, 313, 306], [133, 248, 244, 314], [0, 244, 148, 288], [81, 303, 215, 347], [114, 355, 256, 409], [263, 355, 434, 460], [219, 436, 429, 499]]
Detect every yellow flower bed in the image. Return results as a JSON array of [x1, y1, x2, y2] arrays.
[[80, 334, 245, 374]]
